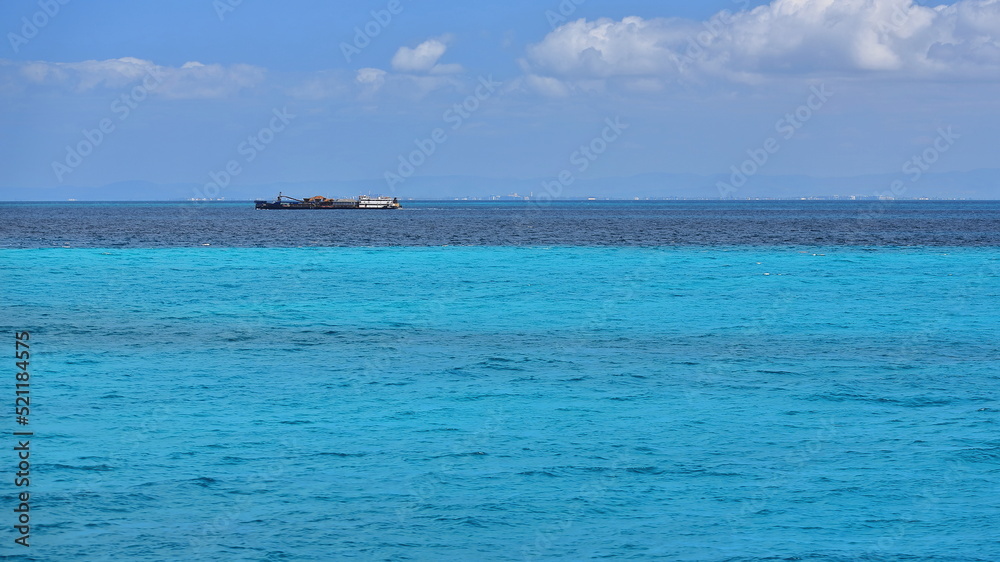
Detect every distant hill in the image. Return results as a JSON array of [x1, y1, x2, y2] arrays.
[[2, 169, 998, 200]]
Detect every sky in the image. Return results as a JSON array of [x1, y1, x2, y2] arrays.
[[2, 0, 999, 198]]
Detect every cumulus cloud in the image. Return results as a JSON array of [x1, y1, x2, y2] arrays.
[[527, 16, 691, 78], [391, 38, 463, 74], [523, 0, 1000, 94], [286, 37, 465, 101], [7, 57, 265, 98]]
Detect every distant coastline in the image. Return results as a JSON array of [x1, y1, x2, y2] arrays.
[[3, 167, 1000, 202], [0, 196, 994, 203]]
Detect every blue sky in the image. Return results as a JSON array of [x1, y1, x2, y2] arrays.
[[2, 0, 999, 198]]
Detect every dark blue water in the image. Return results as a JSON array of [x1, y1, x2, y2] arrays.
[[2, 200, 999, 248], [1, 201, 999, 560]]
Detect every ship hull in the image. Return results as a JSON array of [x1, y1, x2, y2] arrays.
[[254, 196, 400, 210], [254, 203, 392, 210]]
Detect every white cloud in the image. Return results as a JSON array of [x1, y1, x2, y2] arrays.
[[285, 70, 350, 100], [524, 0, 1000, 93], [283, 37, 466, 101], [391, 37, 463, 74], [8, 57, 265, 98], [285, 66, 464, 101], [392, 39, 446, 72], [356, 67, 387, 84], [355, 67, 387, 95], [524, 74, 571, 97], [159, 61, 264, 99], [527, 16, 691, 79]]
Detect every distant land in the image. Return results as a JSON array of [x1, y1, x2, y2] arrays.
[[2, 168, 999, 201]]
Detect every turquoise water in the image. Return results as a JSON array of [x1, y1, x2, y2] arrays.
[[3, 246, 999, 560]]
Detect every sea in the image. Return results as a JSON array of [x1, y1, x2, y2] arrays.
[[1, 200, 999, 561]]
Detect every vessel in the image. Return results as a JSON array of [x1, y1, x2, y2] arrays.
[[254, 193, 401, 210]]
